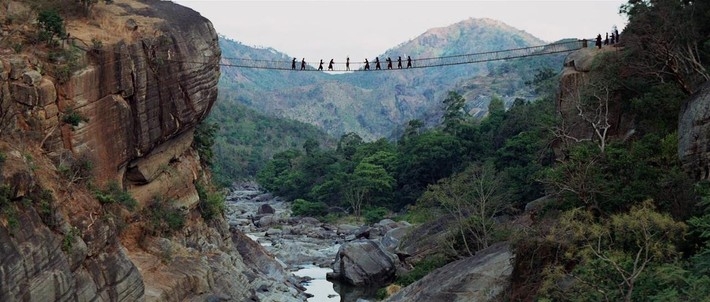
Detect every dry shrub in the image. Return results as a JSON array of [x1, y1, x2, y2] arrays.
[[386, 284, 402, 296]]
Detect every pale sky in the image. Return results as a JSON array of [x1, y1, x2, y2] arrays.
[[173, 0, 628, 65]]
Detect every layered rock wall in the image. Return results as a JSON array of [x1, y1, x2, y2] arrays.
[[1, 1, 305, 301]]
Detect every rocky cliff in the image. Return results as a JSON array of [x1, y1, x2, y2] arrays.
[[679, 82, 710, 180], [556, 45, 634, 151], [1, 1, 305, 301]]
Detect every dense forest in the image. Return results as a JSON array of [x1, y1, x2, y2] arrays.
[[253, 0, 710, 300], [203, 98, 334, 186]]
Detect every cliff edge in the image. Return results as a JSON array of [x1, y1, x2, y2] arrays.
[[0, 1, 305, 301]]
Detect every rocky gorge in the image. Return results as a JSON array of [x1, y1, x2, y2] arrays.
[[224, 182, 413, 301], [224, 182, 516, 302]]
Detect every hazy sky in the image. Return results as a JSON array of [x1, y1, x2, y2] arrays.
[[173, 0, 628, 64]]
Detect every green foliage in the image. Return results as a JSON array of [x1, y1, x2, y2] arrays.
[[62, 227, 79, 252], [419, 162, 507, 256], [32, 188, 58, 228], [61, 108, 88, 127], [363, 206, 388, 224], [346, 162, 395, 217], [196, 182, 225, 221], [144, 197, 186, 236], [541, 203, 687, 301], [0, 185, 19, 229], [58, 152, 93, 184], [93, 182, 137, 210], [208, 99, 330, 186], [621, 0, 710, 94], [37, 9, 65, 45], [395, 254, 448, 286], [47, 47, 84, 83], [193, 121, 218, 166], [441, 91, 468, 134], [291, 198, 328, 217]]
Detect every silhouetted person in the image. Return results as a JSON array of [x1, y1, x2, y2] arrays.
[[604, 32, 609, 45], [328, 59, 334, 71], [292, 58, 296, 70], [346, 57, 350, 71], [406, 56, 412, 68], [318, 59, 324, 71], [301, 58, 306, 70], [364, 58, 370, 70], [386, 57, 392, 69], [375, 57, 381, 70], [610, 33, 615, 44], [397, 56, 402, 69], [615, 29, 620, 43], [595, 34, 602, 49]]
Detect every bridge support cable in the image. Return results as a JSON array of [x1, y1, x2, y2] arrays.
[[217, 40, 585, 71]]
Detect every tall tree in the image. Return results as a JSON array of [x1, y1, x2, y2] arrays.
[[345, 162, 395, 218], [420, 162, 508, 256], [621, 0, 710, 94]]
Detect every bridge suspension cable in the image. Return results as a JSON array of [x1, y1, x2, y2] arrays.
[[220, 39, 585, 71]]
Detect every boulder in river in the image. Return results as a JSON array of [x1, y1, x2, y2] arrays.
[[327, 240, 398, 286], [258, 203, 276, 215], [385, 242, 513, 302]]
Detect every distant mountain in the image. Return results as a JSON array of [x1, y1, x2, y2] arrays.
[[216, 18, 569, 140]]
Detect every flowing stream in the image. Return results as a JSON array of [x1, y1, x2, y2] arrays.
[[226, 184, 345, 301], [293, 265, 340, 301]]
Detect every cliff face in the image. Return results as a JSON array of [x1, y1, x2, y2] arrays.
[[556, 46, 634, 150], [0, 1, 305, 301], [679, 82, 710, 180]]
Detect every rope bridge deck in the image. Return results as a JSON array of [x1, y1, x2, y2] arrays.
[[220, 39, 586, 71]]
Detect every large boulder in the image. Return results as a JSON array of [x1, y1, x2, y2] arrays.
[[257, 203, 276, 215], [385, 242, 513, 302], [327, 240, 398, 286], [395, 217, 452, 264], [379, 225, 413, 254]]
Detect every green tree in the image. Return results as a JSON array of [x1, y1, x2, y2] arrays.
[[621, 0, 710, 94], [395, 131, 463, 208], [193, 121, 218, 166], [420, 162, 507, 256], [442, 91, 467, 134], [541, 202, 687, 302], [337, 132, 363, 160], [37, 9, 65, 45], [345, 162, 394, 218]]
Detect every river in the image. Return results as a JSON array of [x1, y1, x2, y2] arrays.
[[293, 265, 340, 302], [227, 185, 343, 301]]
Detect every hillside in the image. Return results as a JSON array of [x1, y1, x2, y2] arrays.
[[217, 18, 569, 141]]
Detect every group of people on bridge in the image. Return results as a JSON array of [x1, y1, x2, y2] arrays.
[[291, 56, 413, 71], [595, 27, 620, 49]]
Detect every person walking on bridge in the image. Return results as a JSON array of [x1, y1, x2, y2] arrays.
[[318, 59, 324, 71], [406, 56, 412, 68], [346, 57, 350, 71], [397, 56, 402, 69], [375, 57, 381, 70], [301, 58, 306, 70], [595, 34, 602, 49], [292, 58, 296, 70], [328, 59, 334, 71], [364, 58, 370, 70]]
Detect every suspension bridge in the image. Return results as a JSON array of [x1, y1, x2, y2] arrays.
[[219, 39, 587, 72]]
